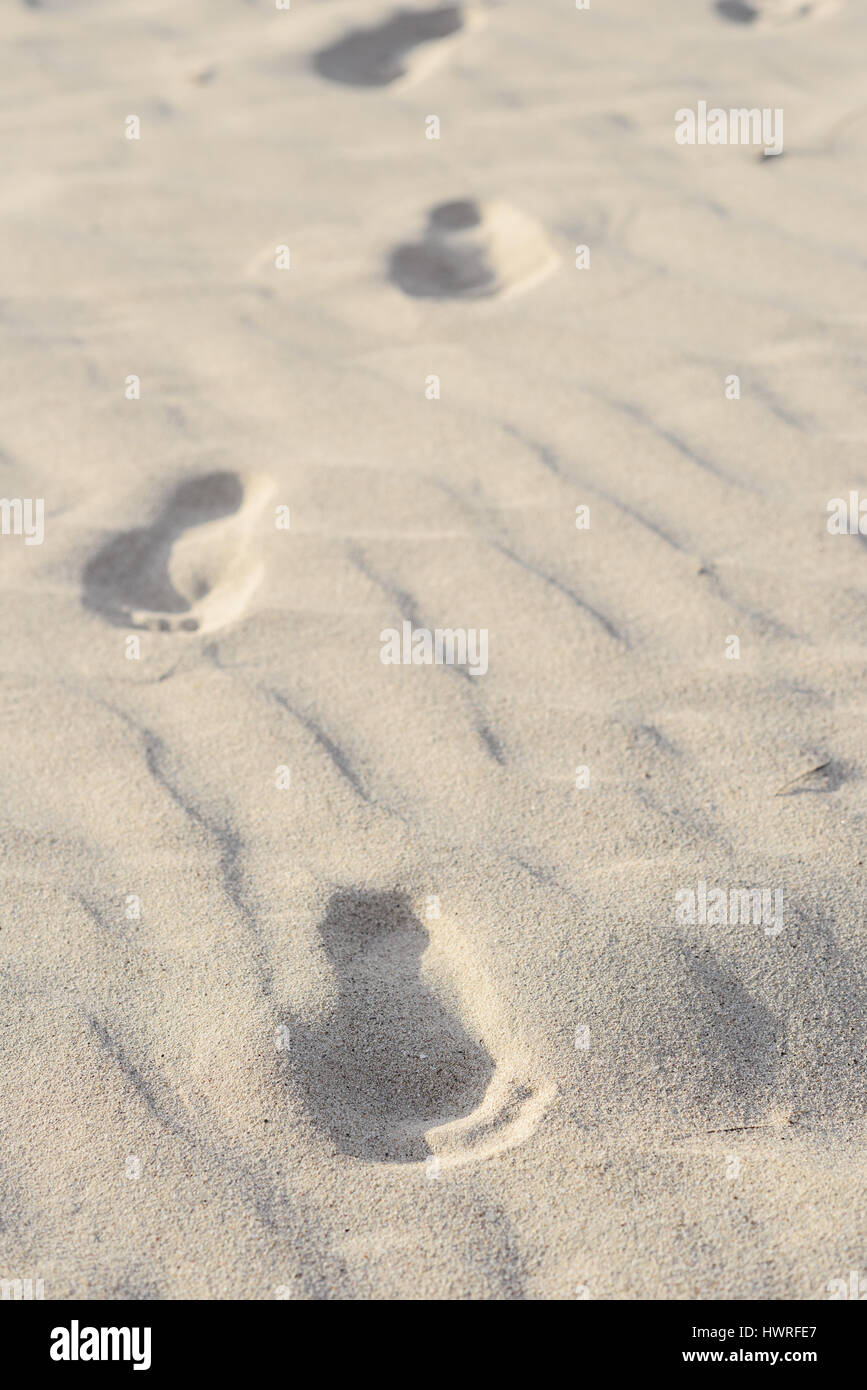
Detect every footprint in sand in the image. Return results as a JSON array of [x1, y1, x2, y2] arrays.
[[289, 889, 553, 1165], [389, 198, 559, 301], [312, 5, 483, 89], [715, 0, 838, 22], [83, 470, 274, 635], [20, 0, 103, 9]]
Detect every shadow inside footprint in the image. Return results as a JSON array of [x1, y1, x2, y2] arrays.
[[83, 472, 251, 632], [292, 890, 494, 1162], [716, 1, 760, 19], [390, 199, 497, 299], [313, 6, 464, 88]]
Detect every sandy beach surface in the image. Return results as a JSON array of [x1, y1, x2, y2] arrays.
[[1, 0, 865, 1299]]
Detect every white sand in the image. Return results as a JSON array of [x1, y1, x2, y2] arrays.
[[1, 0, 865, 1299]]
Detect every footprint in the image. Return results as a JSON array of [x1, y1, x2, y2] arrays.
[[312, 5, 482, 89], [290, 890, 553, 1165], [715, 0, 837, 23], [83, 470, 274, 635], [20, 0, 102, 9], [389, 198, 559, 301]]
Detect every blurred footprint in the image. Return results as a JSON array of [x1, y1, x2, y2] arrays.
[[389, 198, 559, 300], [83, 470, 274, 634], [715, 0, 838, 23], [312, 5, 483, 88], [20, 0, 102, 9]]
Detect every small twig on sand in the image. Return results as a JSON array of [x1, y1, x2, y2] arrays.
[[673, 1123, 799, 1141], [701, 1124, 774, 1135], [774, 762, 830, 796]]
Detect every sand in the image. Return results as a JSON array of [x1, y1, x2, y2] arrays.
[[0, 0, 865, 1300]]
